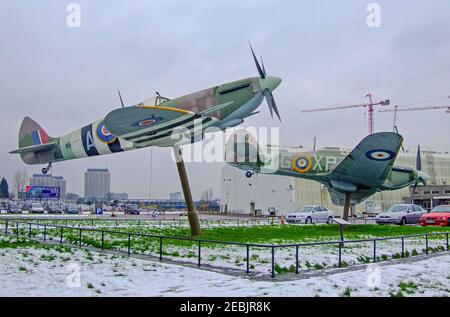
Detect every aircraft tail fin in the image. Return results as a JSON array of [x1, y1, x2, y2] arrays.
[[9, 117, 57, 164]]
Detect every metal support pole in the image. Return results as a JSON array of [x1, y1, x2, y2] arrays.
[[5, 221, 8, 235], [246, 245, 250, 273], [338, 242, 342, 267], [101, 231, 104, 250], [79, 229, 82, 247], [173, 145, 201, 236], [425, 235, 428, 254], [128, 234, 131, 255], [373, 240, 377, 262], [342, 193, 351, 221], [60, 227, 63, 243], [159, 237, 163, 260], [447, 233, 449, 251], [401, 237, 405, 258], [295, 245, 299, 274], [271, 246, 275, 278], [16, 221, 19, 237], [43, 225, 47, 241], [198, 241, 201, 267]]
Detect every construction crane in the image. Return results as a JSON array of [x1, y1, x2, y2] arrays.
[[301, 93, 390, 135], [379, 104, 450, 132]]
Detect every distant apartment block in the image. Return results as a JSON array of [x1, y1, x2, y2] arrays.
[[84, 169, 111, 202]]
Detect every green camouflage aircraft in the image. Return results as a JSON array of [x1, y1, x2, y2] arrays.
[[226, 131, 429, 219], [10, 45, 281, 174]]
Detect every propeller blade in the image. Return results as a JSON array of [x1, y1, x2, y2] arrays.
[[416, 144, 422, 171], [260, 56, 266, 77], [118, 90, 125, 108], [264, 91, 281, 121], [249, 42, 265, 79]]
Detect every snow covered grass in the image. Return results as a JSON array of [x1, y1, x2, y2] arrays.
[[1, 220, 449, 276], [0, 235, 449, 297]]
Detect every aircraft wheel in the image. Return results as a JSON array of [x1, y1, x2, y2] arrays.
[[42, 168, 48, 175], [245, 171, 253, 178]]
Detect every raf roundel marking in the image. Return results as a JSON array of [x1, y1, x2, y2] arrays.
[[132, 116, 163, 127], [96, 121, 117, 144], [365, 149, 395, 161], [293, 156, 313, 173]]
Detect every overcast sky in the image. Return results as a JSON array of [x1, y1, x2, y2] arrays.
[[0, 0, 449, 199]]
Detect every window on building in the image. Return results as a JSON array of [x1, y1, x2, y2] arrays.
[[432, 191, 440, 195], [423, 191, 431, 195]]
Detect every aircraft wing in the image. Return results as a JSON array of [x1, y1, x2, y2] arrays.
[[327, 132, 403, 191], [104, 106, 198, 142]]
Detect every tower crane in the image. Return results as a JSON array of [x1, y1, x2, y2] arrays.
[[379, 104, 450, 131], [301, 93, 390, 135]]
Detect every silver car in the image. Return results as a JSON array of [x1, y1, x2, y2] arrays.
[[286, 205, 334, 224], [376, 204, 426, 225]]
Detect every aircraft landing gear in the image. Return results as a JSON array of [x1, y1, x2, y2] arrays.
[[246, 171, 254, 178], [42, 162, 52, 175]]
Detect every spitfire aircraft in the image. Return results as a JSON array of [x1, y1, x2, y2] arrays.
[[225, 131, 429, 219], [10, 45, 282, 174]]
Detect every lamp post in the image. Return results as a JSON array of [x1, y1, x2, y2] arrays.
[[223, 178, 231, 215]]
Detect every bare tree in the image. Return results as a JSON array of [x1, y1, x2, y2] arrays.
[[13, 168, 28, 198], [201, 188, 213, 202]]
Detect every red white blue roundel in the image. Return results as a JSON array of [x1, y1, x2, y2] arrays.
[[365, 149, 395, 161], [132, 116, 163, 127], [96, 121, 117, 144]]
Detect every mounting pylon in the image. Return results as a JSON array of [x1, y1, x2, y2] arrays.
[[301, 93, 390, 135]]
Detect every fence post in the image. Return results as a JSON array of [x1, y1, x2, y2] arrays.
[[43, 225, 47, 241], [425, 235, 428, 254], [198, 241, 201, 267], [271, 246, 275, 278], [128, 234, 131, 255], [447, 233, 449, 251], [16, 221, 19, 237], [79, 229, 82, 247], [5, 220, 8, 235], [60, 227, 63, 243], [373, 240, 377, 262], [338, 242, 342, 267], [246, 245, 250, 273], [401, 237, 405, 258], [101, 231, 104, 250], [159, 237, 163, 260], [295, 245, 299, 274]]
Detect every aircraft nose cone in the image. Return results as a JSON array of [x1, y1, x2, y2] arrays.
[[259, 76, 282, 92]]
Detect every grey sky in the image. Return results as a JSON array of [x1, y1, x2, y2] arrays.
[[1, 0, 449, 199]]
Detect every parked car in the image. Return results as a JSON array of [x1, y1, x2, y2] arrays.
[[48, 207, 63, 214], [7, 204, 22, 214], [30, 203, 45, 214], [419, 205, 450, 227], [65, 207, 79, 214], [125, 209, 140, 215], [286, 205, 334, 224], [375, 204, 426, 225]]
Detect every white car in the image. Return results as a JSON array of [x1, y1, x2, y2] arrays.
[[30, 203, 45, 214], [286, 205, 334, 224], [376, 204, 426, 225]]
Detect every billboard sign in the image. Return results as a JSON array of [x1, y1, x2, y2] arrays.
[[25, 186, 60, 199]]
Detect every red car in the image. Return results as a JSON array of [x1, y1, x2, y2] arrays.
[[420, 205, 450, 226]]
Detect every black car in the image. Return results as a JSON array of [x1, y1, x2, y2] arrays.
[[125, 209, 140, 215]]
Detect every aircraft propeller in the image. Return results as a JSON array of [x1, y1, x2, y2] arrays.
[[412, 144, 428, 195], [249, 43, 281, 121]]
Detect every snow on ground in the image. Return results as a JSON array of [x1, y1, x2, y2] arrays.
[[0, 236, 449, 297]]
